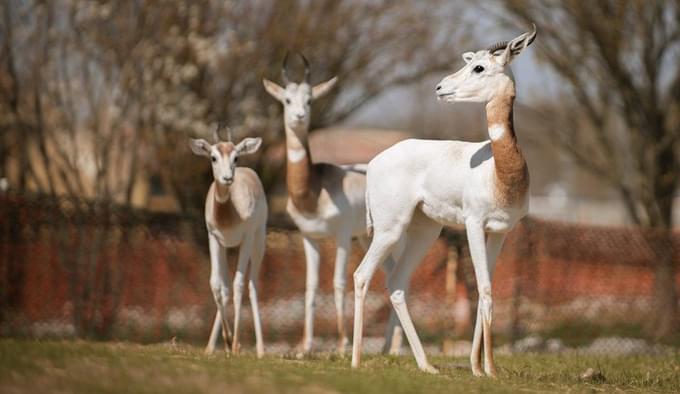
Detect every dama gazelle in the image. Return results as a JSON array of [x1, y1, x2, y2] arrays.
[[190, 125, 267, 358], [351, 25, 537, 376], [263, 54, 402, 354]]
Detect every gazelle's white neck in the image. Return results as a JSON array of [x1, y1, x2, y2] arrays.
[[214, 182, 231, 204], [485, 77, 516, 141], [488, 124, 507, 141], [285, 124, 310, 163]]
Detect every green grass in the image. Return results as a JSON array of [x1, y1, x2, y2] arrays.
[[537, 320, 680, 348], [1, 339, 679, 393]]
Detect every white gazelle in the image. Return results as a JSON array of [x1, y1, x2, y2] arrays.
[[190, 125, 267, 358], [263, 53, 402, 354], [351, 25, 537, 376]]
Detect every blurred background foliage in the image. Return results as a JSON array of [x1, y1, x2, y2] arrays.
[[0, 0, 468, 214]]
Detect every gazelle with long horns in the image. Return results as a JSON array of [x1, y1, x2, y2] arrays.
[[263, 54, 403, 354], [351, 25, 537, 376], [190, 125, 267, 358]]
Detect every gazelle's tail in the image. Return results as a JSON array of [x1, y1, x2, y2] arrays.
[[340, 163, 368, 174], [365, 188, 373, 237]]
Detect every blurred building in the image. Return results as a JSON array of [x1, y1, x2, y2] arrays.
[[265, 127, 411, 216]]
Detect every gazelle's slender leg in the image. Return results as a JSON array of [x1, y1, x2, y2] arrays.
[[470, 238, 489, 376], [301, 236, 320, 353], [248, 224, 266, 358], [382, 308, 403, 355], [206, 312, 221, 354], [381, 255, 405, 355], [207, 234, 232, 353], [351, 230, 402, 368], [470, 304, 484, 376], [334, 233, 352, 353], [385, 238, 409, 355], [482, 232, 506, 376], [465, 219, 495, 377], [232, 235, 253, 354], [360, 236, 403, 355], [387, 214, 442, 373]]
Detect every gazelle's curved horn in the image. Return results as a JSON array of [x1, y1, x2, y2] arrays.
[[487, 40, 509, 54], [526, 23, 537, 45], [511, 23, 537, 50], [487, 23, 537, 55], [213, 121, 226, 143], [225, 127, 233, 142], [300, 53, 311, 83], [281, 51, 291, 85], [212, 124, 220, 143]]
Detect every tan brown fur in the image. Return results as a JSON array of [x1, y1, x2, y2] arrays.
[[217, 142, 235, 157], [486, 90, 529, 207], [286, 147, 323, 213], [205, 168, 265, 230], [213, 185, 239, 227]]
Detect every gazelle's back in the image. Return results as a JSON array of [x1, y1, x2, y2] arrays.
[[229, 167, 267, 221], [367, 138, 495, 222]]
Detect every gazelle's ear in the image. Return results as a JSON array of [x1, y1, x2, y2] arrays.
[[263, 79, 285, 102], [235, 137, 262, 156], [189, 139, 212, 157], [462, 52, 475, 64], [311, 76, 338, 100], [496, 24, 537, 65]]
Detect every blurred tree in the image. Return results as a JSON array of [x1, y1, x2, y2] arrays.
[[145, 0, 470, 213], [1, 0, 469, 213], [494, 0, 680, 337]]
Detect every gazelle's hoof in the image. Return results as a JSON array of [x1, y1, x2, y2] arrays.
[[472, 366, 485, 377], [295, 351, 308, 360], [204, 347, 215, 355], [231, 342, 241, 354], [336, 338, 349, 355], [388, 347, 402, 356], [421, 364, 439, 374], [484, 366, 498, 378], [294, 342, 312, 359], [295, 348, 310, 359]]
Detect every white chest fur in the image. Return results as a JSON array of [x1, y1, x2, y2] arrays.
[[286, 198, 337, 237]]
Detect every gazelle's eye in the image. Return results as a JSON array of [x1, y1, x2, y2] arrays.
[[285, 98, 291, 104], [211, 156, 217, 163], [307, 99, 311, 105], [234, 156, 239, 163], [473, 65, 484, 73]]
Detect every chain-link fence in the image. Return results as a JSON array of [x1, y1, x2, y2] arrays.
[[1, 193, 678, 356]]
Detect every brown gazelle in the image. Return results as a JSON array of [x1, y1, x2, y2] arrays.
[[351, 25, 536, 376], [190, 125, 267, 358], [263, 54, 402, 354]]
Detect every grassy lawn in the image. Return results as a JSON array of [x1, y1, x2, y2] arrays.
[[1, 339, 679, 393]]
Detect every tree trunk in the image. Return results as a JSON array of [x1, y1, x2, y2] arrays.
[[0, 195, 25, 325], [647, 227, 677, 338], [648, 145, 678, 338]]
